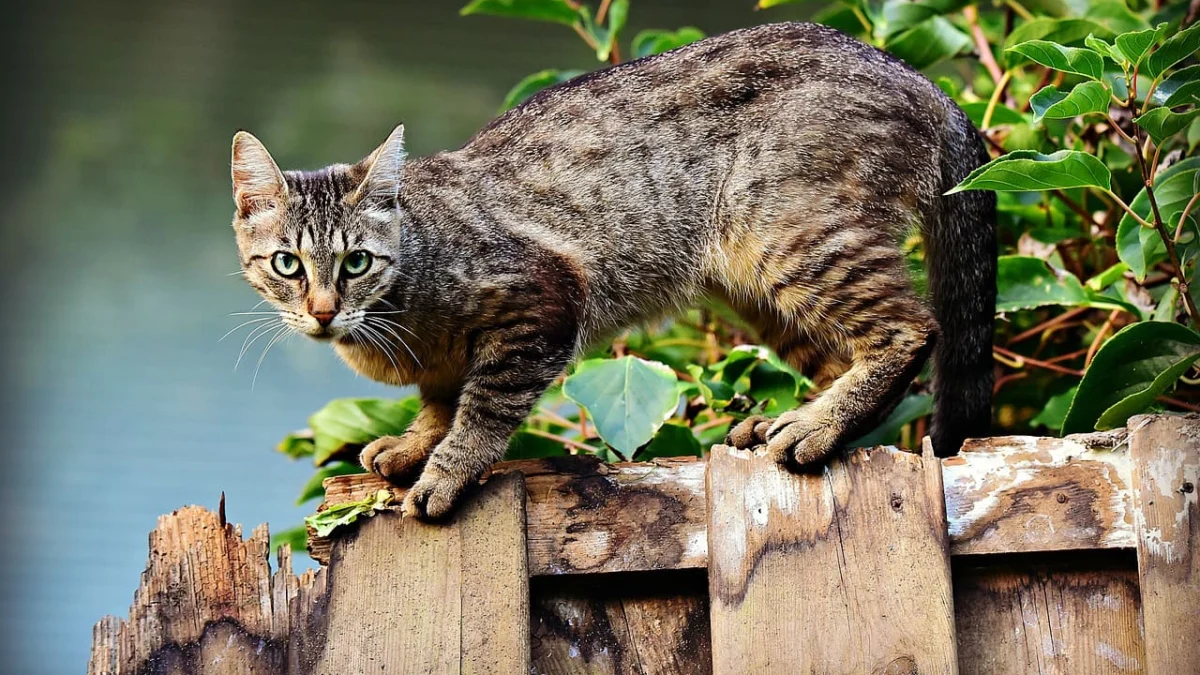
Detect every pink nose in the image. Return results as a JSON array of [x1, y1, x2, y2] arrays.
[[311, 310, 336, 327]]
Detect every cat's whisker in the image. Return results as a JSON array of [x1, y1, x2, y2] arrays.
[[252, 325, 293, 390], [367, 317, 423, 367], [219, 316, 276, 342], [355, 324, 404, 382], [229, 311, 284, 316], [370, 315, 425, 343], [236, 321, 282, 370]]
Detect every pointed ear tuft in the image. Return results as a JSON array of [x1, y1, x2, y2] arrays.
[[349, 124, 406, 206], [231, 131, 287, 219]]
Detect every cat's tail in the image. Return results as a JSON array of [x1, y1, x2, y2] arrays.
[[925, 105, 996, 457]]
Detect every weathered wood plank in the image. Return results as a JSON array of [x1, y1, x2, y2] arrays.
[[530, 571, 711, 675], [307, 472, 529, 674], [315, 431, 1134, 574], [954, 557, 1144, 674], [88, 504, 324, 675], [706, 445, 957, 674], [1129, 414, 1200, 674], [945, 434, 1134, 556]]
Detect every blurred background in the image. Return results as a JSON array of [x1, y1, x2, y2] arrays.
[[0, 0, 812, 671]]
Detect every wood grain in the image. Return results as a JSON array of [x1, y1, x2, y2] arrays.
[[88, 504, 325, 675], [315, 432, 1134, 574], [944, 434, 1135, 556], [706, 445, 958, 674], [530, 571, 711, 675], [1129, 414, 1200, 674], [306, 472, 529, 674], [954, 556, 1144, 674]]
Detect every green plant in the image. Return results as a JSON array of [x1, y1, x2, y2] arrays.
[[268, 0, 1199, 549]]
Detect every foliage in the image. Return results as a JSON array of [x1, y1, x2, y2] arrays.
[[267, 0, 1200, 539]]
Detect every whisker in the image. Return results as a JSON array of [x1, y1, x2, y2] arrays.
[[371, 316, 426, 346], [236, 321, 281, 370], [229, 311, 285, 316], [367, 317, 423, 368], [219, 316, 275, 342], [357, 324, 404, 382], [252, 325, 292, 389]]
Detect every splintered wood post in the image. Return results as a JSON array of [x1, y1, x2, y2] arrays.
[[706, 444, 957, 674], [307, 472, 530, 674], [1129, 414, 1200, 674]]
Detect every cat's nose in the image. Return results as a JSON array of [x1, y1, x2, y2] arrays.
[[311, 310, 337, 327]]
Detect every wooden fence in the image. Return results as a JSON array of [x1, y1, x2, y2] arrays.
[[89, 413, 1200, 674]]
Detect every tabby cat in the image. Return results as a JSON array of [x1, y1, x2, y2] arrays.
[[230, 22, 995, 520]]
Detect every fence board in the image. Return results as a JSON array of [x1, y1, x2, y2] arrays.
[[706, 445, 957, 674], [306, 472, 529, 674], [954, 558, 1143, 674], [530, 572, 710, 675], [315, 430, 1131, 575], [1129, 414, 1200, 674]]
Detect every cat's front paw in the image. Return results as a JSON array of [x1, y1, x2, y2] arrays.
[[401, 465, 473, 521], [765, 411, 841, 469], [726, 415, 772, 449], [360, 434, 431, 483]]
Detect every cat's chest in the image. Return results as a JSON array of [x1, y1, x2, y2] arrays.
[[333, 340, 422, 387]]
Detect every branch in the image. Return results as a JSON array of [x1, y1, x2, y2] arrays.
[[965, 5, 1005, 84]]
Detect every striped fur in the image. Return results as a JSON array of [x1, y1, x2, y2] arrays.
[[230, 22, 995, 519]]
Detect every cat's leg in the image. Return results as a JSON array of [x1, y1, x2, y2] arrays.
[[360, 390, 456, 483], [402, 316, 579, 520], [729, 256, 936, 467]]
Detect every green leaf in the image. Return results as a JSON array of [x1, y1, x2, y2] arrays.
[[500, 69, 586, 111], [1145, 23, 1200, 79], [296, 463, 365, 505], [1085, 262, 1130, 291], [277, 431, 315, 459], [948, 150, 1112, 194], [304, 489, 393, 538], [270, 525, 308, 556], [1006, 40, 1106, 80], [996, 255, 1090, 313], [1134, 107, 1200, 146], [1117, 156, 1200, 279], [1085, 34, 1123, 62], [1029, 82, 1111, 122], [877, 0, 970, 40], [562, 356, 680, 458], [850, 394, 933, 447], [631, 27, 705, 59], [637, 422, 702, 460], [756, 0, 803, 7], [1031, 386, 1078, 431], [961, 101, 1027, 127], [1153, 65, 1200, 108], [310, 397, 421, 466], [746, 362, 802, 415], [1062, 322, 1200, 433], [685, 364, 736, 409], [885, 16, 972, 70], [1112, 23, 1168, 67], [459, 0, 580, 26], [1005, 19, 1114, 61]]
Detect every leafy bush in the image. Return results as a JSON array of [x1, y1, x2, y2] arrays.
[[267, 0, 1199, 546]]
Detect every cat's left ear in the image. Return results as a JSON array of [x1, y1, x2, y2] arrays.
[[349, 124, 406, 206]]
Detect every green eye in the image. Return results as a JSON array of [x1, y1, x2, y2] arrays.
[[272, 252, 302, 278], [342, 250, 372, 277]]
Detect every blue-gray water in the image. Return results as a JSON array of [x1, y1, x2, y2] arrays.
[[0, 1, 811, 671]]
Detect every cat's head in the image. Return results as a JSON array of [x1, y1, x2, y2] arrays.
[[229, 126, 407, 341]]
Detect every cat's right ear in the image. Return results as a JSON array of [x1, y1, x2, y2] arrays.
[[348, 124, 406, 207], [231, 131, 288, 220]]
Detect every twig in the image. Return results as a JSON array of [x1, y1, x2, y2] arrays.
[[693, 415, 734, 433], [522, 428, 601, 453], [596, 0, 612, 23], [1051, 191, 1099, 230], [1085, 310, 1120, 366], [1175, 193, 1200, 242], [1159, 395, 1200, 413], [965, 6, 1005, 84], [1008, 306, 1091, 345], [1003, 0, 1035, 20], [982, 71, 1014, 129], [994, 345, 1085, 377]]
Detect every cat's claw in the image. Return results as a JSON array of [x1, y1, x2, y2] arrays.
[[401, 466, 470, 520]]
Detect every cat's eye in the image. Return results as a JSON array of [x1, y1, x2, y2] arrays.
[[272, 252, 303, 278], [342, 250, 372, 277]]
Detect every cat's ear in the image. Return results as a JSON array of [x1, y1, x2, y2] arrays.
[[349, 124, 406, 206], [231, 131, 288, 219]]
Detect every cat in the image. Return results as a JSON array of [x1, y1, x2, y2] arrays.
[[229, 22, 995, 520]]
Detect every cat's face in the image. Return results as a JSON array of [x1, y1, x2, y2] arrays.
[[229, 127, 407, 342]]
